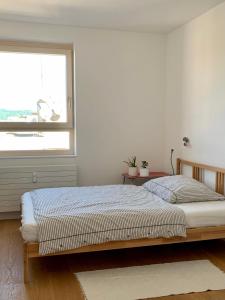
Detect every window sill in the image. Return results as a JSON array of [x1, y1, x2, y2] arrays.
[[0, 154, 78, 159]]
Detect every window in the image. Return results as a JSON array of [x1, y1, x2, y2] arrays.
[[0, 41, 74, 156]]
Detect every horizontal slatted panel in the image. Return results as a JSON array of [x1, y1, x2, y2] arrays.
[[0, 200, 20, 212], [0, 165, 78, 212], [0, 170, 78, 180]]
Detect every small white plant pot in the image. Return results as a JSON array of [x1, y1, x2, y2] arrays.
[[128, 167, 138, 176], [139, 168, 149, 177]]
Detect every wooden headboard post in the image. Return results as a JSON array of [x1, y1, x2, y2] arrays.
[[176, 158, 225, 195], [216, 172, 225, 195], [176, 158, 181, 175]]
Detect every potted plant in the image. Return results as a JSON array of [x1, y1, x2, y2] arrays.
[[123, 156, 138, 176], [139, 161, 149, 177]]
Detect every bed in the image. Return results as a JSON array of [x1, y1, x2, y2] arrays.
[[21, 159, 225, 283]]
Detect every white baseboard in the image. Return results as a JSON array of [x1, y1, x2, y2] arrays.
[[0, 211, 20, 220]]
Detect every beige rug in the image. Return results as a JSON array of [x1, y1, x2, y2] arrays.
[[75, 260, 225, 300]]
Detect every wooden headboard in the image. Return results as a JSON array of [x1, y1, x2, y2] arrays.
[[176, 158, 225, 195]]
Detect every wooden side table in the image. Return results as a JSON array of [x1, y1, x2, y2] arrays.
[[122, 172, 169, 185]]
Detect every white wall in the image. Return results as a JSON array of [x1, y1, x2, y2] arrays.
[[0, 20, 166, 186], [165, 2, 225, 171]]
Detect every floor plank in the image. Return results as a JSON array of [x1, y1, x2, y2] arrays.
[[1, 220, 225, 300]]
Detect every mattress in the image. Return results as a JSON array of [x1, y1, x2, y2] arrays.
[[21, 192, 38, 242], [20, 191, 225, 242], [175, 201, 225, 228]]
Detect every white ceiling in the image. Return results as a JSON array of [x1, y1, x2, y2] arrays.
[[0, 0, 224, 33]]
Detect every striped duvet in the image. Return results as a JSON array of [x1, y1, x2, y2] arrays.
[[30, 185, 187, 255]]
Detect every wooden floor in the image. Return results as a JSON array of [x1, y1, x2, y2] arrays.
[[2, 220, 225, 300]]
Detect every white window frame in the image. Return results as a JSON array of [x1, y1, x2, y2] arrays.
[[0, 40, 74, 157]]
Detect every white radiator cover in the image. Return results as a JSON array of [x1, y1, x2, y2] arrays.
[[0, 165, 78, 212]]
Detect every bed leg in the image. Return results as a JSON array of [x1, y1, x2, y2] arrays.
[[24, 243, 30, 283]]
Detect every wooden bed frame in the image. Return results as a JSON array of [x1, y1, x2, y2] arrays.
[[23, 158, 225, 283]]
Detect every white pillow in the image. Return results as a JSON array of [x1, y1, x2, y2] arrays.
[[143, 175, 225, 204]]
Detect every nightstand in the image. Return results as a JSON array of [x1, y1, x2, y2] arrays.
[[122, 172, 169, 185]]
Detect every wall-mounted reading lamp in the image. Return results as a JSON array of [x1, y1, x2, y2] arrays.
[[183, 137, 190, 146]]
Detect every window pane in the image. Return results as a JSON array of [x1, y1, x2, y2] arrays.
[[0, 132, 70, 151], [0, 52, 67, 123]]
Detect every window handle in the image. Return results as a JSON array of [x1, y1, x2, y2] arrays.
[[68, 96, 72, 109]]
